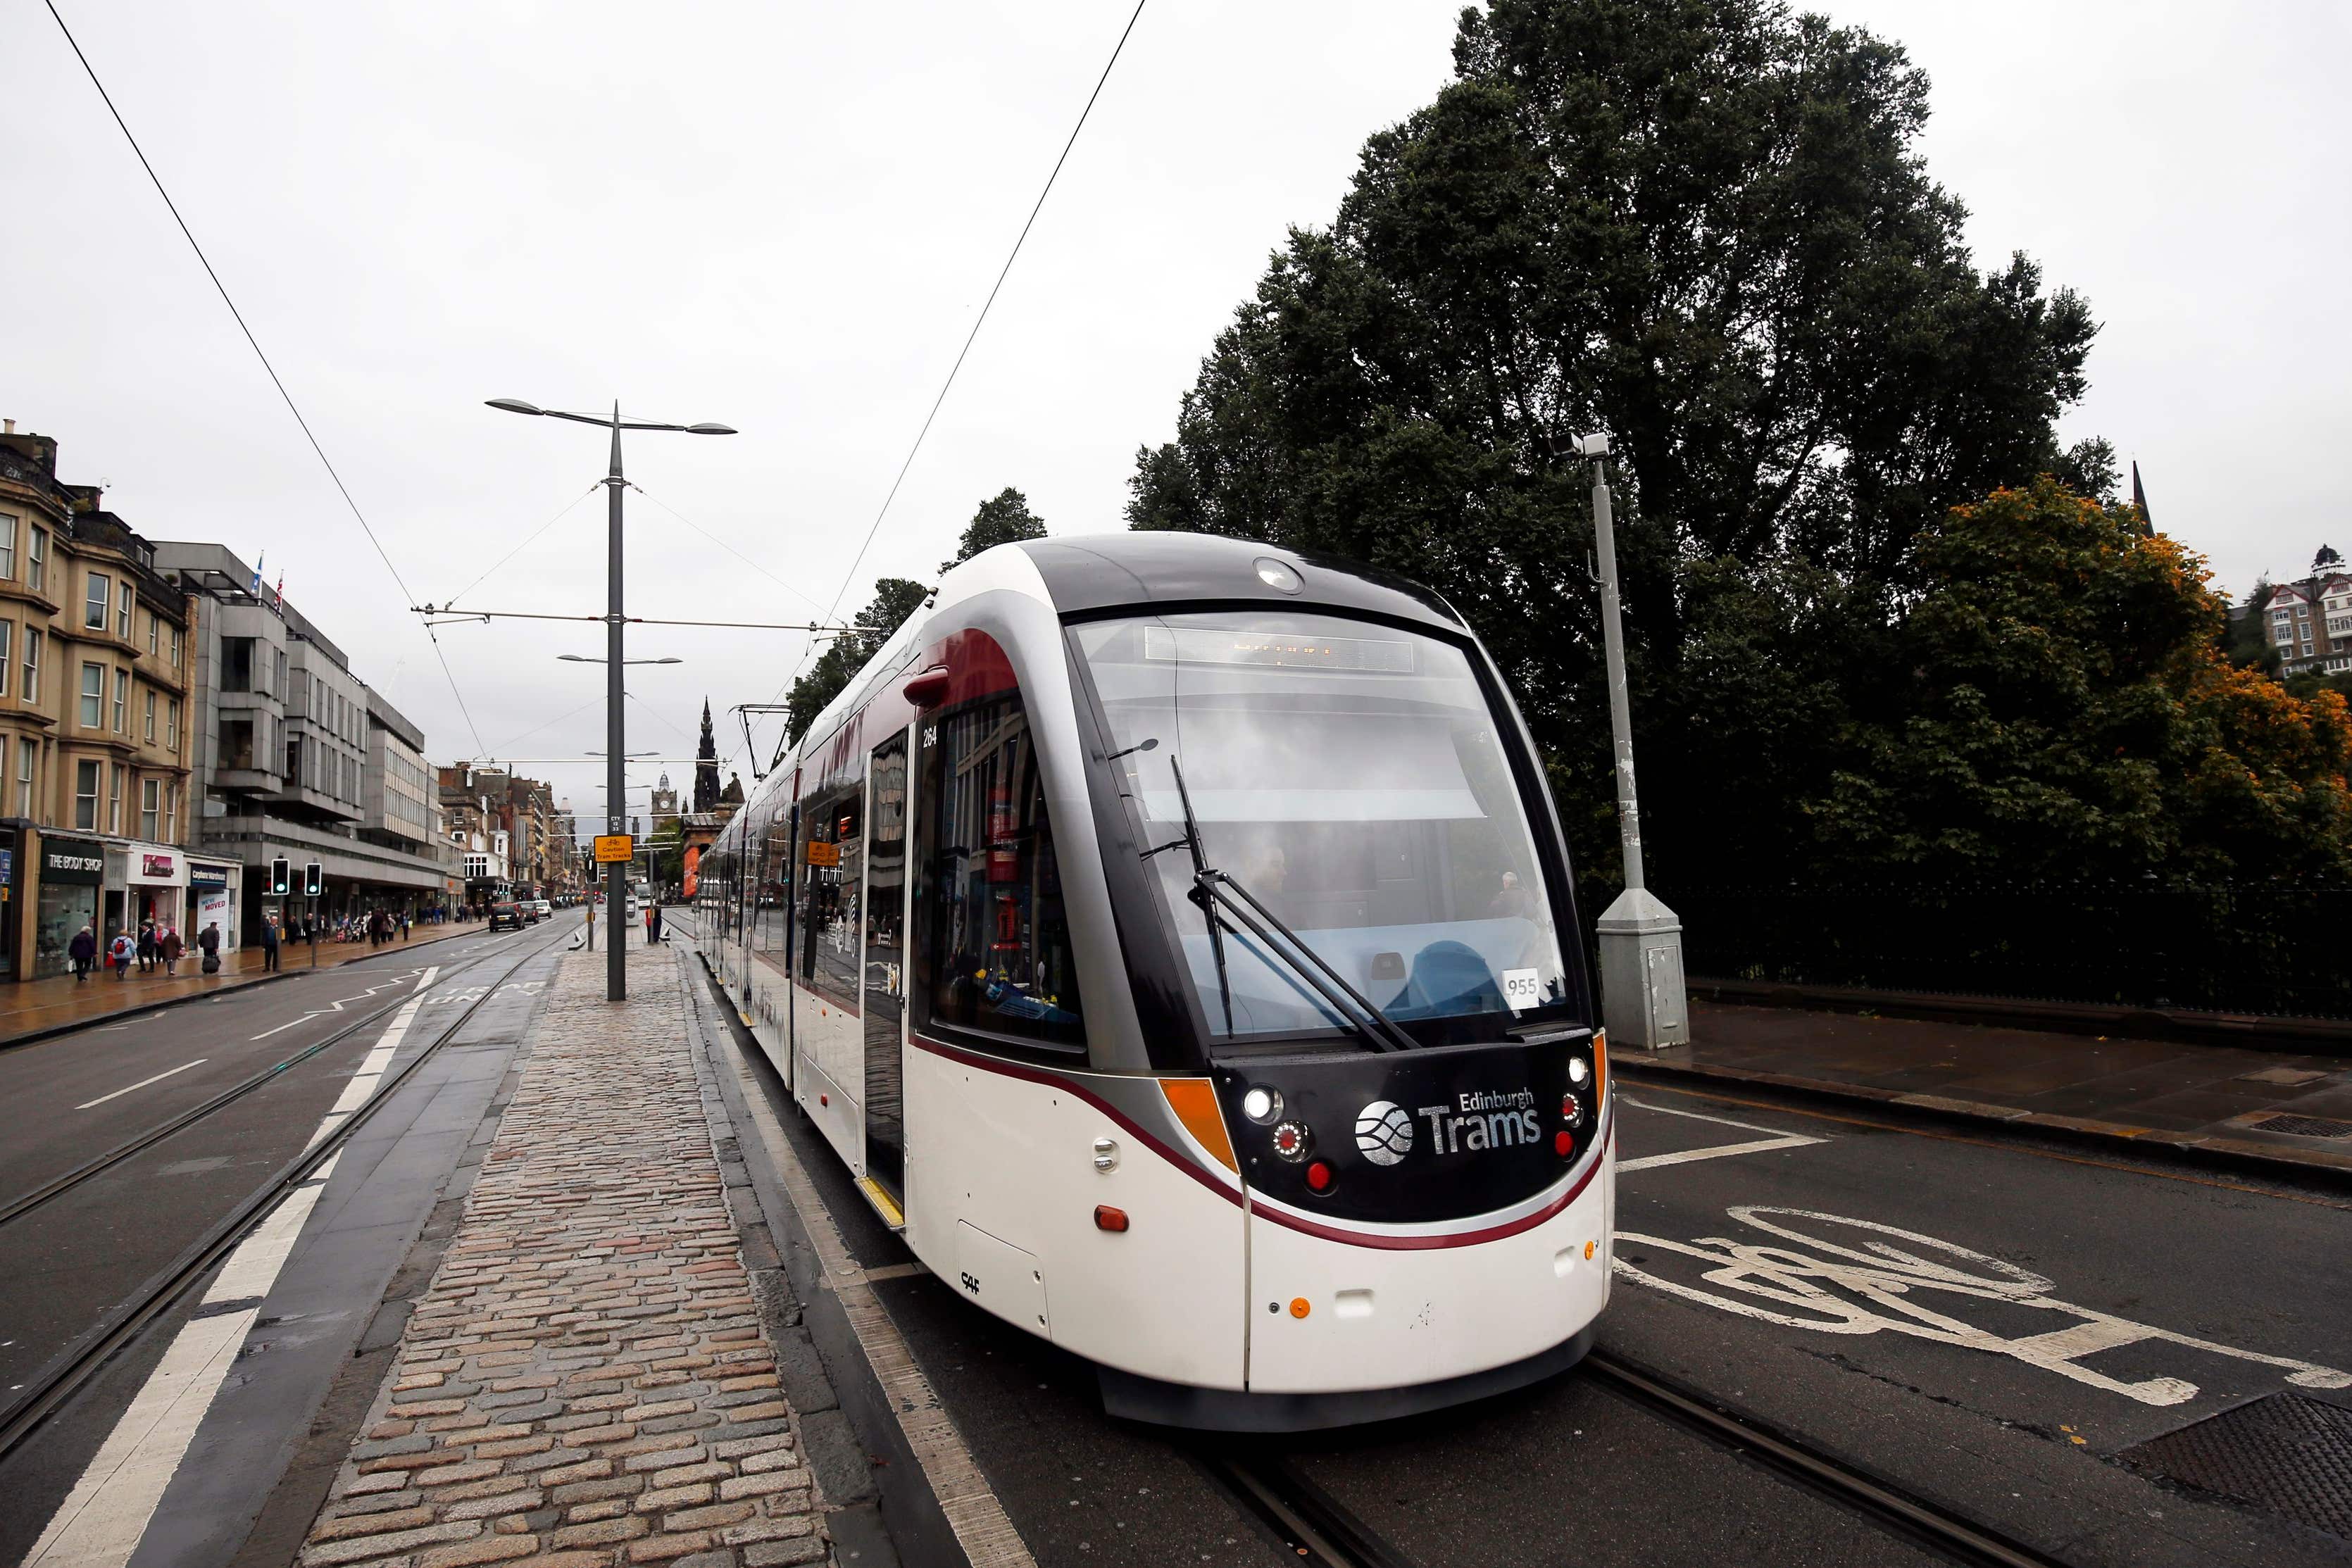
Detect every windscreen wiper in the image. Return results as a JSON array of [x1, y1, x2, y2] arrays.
[[1144, 758, 1415, 1053]]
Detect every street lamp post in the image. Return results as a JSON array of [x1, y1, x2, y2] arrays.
[[1575, 432, 1689, 1050], [489, 399, 734, 1000]]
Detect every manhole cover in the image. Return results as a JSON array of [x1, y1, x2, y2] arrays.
[[2236, 1067, 2330, 1086], [2118, 1393, 2352, 1539], [2256, 1115, 2352, 1140]]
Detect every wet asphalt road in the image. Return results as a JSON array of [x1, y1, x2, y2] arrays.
[[725, 990, 2352, 1568], [0, 916, 580, 1567], [0, 914, 582, 1394]]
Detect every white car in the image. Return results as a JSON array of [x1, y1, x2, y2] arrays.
[[532, 899, 553, 919]]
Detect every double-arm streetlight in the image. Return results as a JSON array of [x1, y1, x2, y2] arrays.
[[488, 399, 734, 1000]]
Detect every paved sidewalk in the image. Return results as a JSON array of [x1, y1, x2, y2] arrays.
[[0, 922, 482, 1046], [294, 943, 825, 1568], [1627, 999, 2352, 1177]]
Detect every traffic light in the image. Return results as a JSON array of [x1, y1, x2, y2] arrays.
[[270, 858, 289, 896], [304, 862, 323, 898]]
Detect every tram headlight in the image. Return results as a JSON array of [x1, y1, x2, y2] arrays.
[[1241, 1086, 1283, 1124], [1567, 1056, 1589, 1086]]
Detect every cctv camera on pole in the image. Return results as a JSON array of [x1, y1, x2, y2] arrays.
[[1578, 432, 1689, 1049]]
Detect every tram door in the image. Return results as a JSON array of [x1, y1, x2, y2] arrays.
[[862, 732, 909, 1197]]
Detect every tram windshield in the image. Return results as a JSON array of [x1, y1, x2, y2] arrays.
[[1072, 611, 1573, 1046]]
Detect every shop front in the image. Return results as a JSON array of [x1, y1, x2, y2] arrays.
[[35, 835, 104, 978], [110, 841, 190, 939], [0, 825, 18, 980], [188, 860, 240, 951]]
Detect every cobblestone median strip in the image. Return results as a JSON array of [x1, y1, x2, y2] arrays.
[[296, 946, 827, 1568]]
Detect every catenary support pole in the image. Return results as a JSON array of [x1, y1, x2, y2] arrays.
[[1582, 437, 1689, 1049], [606, 406, 627, 1001]]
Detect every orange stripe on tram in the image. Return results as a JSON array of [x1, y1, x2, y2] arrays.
[[1159, 1079, 1237, 1172]]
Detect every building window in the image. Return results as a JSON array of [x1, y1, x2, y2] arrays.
[[16, 739, 35, 817], [116, 583, 131, 641], [286, 734, 303, 787], [85, 572, 108, 632], [80, 663, 103, 729], [144, 690, 156, 742], [141, 777, 160, 839], [148, 614, 159, 656], [168, 625, 180, 667], [220, 717, 254, 771], [165, 784, 177, 842], [273, 647, 287, 699], [221, 637, 254, 693], [0, 622, 11, 698], [74, 759, 99, 830], [23, 628, 39, 703], [108, 764, 123, 833], [113, 669, 127, 732], [27, 527, 44, 594], [167, 698, 179, 748], [0, 511, 16, 579]]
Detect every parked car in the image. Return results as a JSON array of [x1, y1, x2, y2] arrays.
[[489, 902, 526, 932], [532, 899, 553, 920]]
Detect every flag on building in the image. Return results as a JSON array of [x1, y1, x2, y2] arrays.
[[249, 552, 264, 596], [274, 572, 285, 610]]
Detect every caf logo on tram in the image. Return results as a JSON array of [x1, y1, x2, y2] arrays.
[[693, 533, 1612, 1431]]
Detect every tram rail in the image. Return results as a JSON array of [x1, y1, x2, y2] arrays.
[[0, 915, 580, 1465], [1193, 1349, 2073, 1568]]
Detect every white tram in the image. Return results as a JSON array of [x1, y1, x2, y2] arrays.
[[698, 534, 1612, 1429]]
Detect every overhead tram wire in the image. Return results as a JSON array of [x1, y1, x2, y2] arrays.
[[42, 0, 489, 758], [627, 485, 829, 618], [444, 483, 601, 608], [761, 0, 1153, 755]]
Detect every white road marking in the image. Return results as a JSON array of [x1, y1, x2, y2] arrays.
[[19, 963, 440, 1567], [1613, 1205, 2351, 1407], [1617, 1095, 1825, 1171], [247, 1013, 322, 1041], [75, 1060, 208, 1110]]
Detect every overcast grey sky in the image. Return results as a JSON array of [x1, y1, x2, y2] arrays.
[[4, 0, 2346, 823]]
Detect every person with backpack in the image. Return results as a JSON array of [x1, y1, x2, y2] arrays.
[[69, 924, 97, 983], [199, 921, 223, 974], [108, 929, 136, 979]]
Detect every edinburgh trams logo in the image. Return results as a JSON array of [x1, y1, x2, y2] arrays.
[[1357, 1090, 1542, 1163], [1354, 1101, 1414, 1165]]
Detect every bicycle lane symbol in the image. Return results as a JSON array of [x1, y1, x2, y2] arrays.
[[1612, 1205, 2350, 1407]]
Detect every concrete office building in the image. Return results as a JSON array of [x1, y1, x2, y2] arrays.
[[155, 542, 446, 941]]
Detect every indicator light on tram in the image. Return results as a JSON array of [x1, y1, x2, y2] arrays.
[[1305, 1160, 1333, 1193], [1554, 1130, 1575, 1158], [1093, 1205, 1129, 1233], [1561, 1092, 1585, 1127], [1270, 1120, 1312, 1162], [1289, 1297, 1311, 1319], [1241, 1086, 1282, 1124]]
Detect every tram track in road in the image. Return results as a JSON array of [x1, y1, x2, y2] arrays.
[[0, 922, 570, 1230], [1190, 1350, 2075, 1568], [0, 915, 582, 1468]]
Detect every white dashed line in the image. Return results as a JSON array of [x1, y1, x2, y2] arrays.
[[75, 1060, 208, 1110]]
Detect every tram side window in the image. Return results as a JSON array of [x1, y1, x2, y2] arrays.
[[915, 689, 1084, 1049], [755, 803, 793, 959], [801, 784, 863, 1008]]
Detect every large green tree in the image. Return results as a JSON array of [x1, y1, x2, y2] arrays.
[[1127, 0, 2103, 887], [783, 577, 932, 745], [1817, 478, 2352, 882], [943, 487, 1046, 573]]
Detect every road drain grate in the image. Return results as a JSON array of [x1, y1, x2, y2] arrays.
[[2118, 1392, 2352, 1539], [2256, 1114, 2352, 1139]]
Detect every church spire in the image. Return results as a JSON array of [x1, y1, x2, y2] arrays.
[[694, 698, 721, 814]]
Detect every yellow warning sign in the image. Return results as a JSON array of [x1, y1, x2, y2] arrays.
[[593, 834, 635, 864]]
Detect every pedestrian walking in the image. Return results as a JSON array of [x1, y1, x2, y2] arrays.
[[109, 929, 135, 980], [137, 922, 157, 974], [199, 921, 223, 974], [400, 911, 411, 941], [69, 924, 96, 983], [650, 902, 665, 944], [160, 923, 184, 977], [262, 914, 282, 972]]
